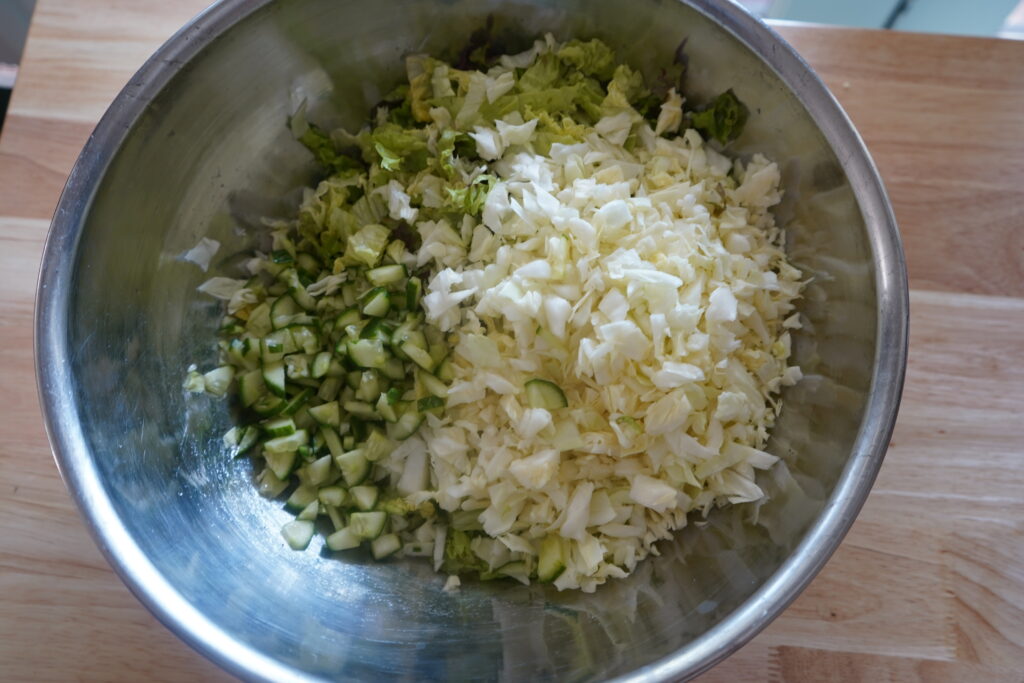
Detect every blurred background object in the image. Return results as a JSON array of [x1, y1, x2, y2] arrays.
[[739, 0, 1024, 36], [0, 0, 36, 134]]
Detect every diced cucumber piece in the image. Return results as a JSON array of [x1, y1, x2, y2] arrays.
[[317, 376, 342, 402], [343, 400, 378, 421], [347, 338, 388, 369], [355, 370, 381, 402], [350, 485, 379, 511], [360, 318, 394, 343], [435, 356, 455, 383], [405, 277, 423, 309], [261, 329, 294, 362], [257, 467, 288, 498], [366, 264, 407, 286], [280, 387, 313, 416], [281, 520, 315, 550], [264, 429, 308, 455], [320, 426, 344, 458], [238, 369, 267, 407], [349, 511, 387, 540], [417, 396, 444, 416], [284, 354, 310, 379], [525, 379, 568, 409], [362, 429, 396, 462], [235, 426, 260, 455], [345, 370, 362, 391], [336, 449, 370, 486], [271, 294, 298, 329], [290, 285, 316, 312], [376, 393, 398, 422], [296, 500, 320, 521], [390, 320, 424, 357], [370, 533, 402, 560], [245, 302, 272, 337], [263, 417, 296, 437], [264, 449, 297, 480], [262, 360, 286, 397], [402, 342, 434, 371], [360, 287, 391, 317], [289, 325, 320, 354], [318, 486, 348, 508], [307, 401, 341, 428], [418, 370, 448, 399], [251, 393, 285, 416], [334, 306, 362, 328], [306, 454, 333, 486], [379, 357, 405, 380], [427, 344, 447, 370], [537, 535, 567, 582], [311, 351, 332, 379], [326, 526, 361, 551], [295, 252, 320, 278], [387, 410, 424, 441], [203, 366, 234, 397], [286, 484, 319, 510], [325, 505, 345, 531]]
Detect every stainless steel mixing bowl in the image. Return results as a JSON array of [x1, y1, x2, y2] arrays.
[[35, 0, 908, 680]]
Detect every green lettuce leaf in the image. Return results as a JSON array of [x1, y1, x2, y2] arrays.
[[557, 38, 617, 81], [690, 89, 749, 144], [442, 528, 490, 574], [369, 123, 429, 173], [445, 174, 495, 215]]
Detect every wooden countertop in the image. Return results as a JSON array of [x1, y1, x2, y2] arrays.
[[2, 2, 1023, 680]]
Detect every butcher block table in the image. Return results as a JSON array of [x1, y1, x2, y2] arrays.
[[2, 1, 1023, 680]]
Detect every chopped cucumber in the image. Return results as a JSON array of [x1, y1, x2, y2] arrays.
[[264, 429, 308, 455], [349, 511, 387, 540], [402, 342, 434, 371], [336, 449, 370, 486], [238, 369, 267, 407], [525, 379, 568, 409], [360, 287, 391, 317], [282, 520, 315, 550], [350, 485, 379, 511], [366, 264, 407, 286], [203, 366, 234, 397], [264, 449, 297, 480], [286, 484, 319, 510], [296, 500, 320, 521], [537, 535, 567, 582], [306, 454, 333, 486], [387, 410, 424, 441], [318, 486, 348, 507], [370, 533, 402, 559], [188, 149, 456, 566], [308, 401, 341, 428], [326, 527, 361, 551], [347, 338, 388, 369], [262, 360, 286, 397]]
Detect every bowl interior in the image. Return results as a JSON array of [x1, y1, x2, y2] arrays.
[[57, 0, 878, 679]]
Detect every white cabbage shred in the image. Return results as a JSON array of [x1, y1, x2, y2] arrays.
[[393, 91, 803, 591]]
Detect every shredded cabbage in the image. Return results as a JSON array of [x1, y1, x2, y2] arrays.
[[406, 37, 802, 591]]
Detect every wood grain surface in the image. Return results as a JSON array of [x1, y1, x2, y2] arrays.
[[1, 2, 1022, 681]]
